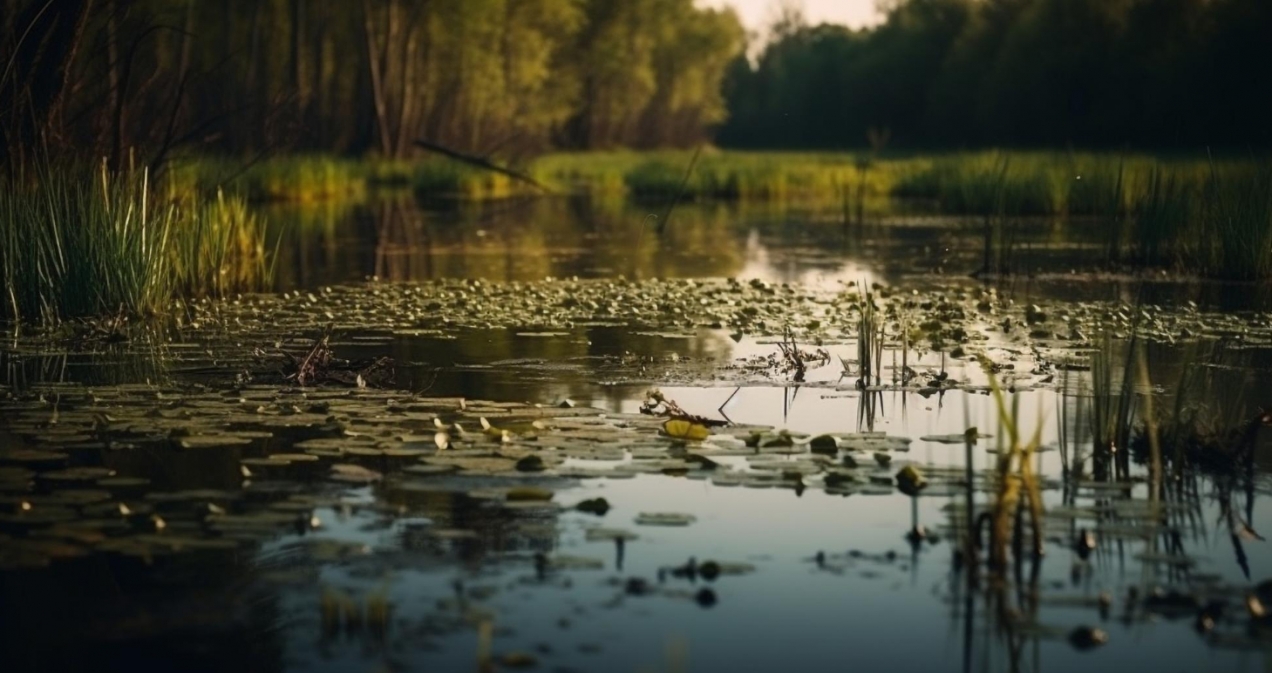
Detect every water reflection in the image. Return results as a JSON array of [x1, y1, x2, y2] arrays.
[[5, 193, 1272, 672], [261, 191, 1272, 314], [3, 331, 1272, 672], [266, 196, 754, 288]]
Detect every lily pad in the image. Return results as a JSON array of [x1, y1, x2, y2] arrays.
[[635, 512, 697, 527]]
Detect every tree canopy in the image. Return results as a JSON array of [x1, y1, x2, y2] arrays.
[[3, 0, 1270, 169], [0, 0, 745, 167], [720, 0, 1272, 150]]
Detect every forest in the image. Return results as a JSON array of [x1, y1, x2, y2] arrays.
[[6, 0, 1272, 174], [721, 0, 1272, 149], [4, 4, 1272, 673], [0, 0, 745, 169]]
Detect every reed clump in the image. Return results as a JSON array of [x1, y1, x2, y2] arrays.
[[1124, 163, 1272, 279], [983, 363, 1045, 570], [1, 163, 272, 322], [171, 155, 366, 203]]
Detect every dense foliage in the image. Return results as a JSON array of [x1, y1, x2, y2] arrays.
[[0, 0, 745, 167], [721, 0, 1272, 149]]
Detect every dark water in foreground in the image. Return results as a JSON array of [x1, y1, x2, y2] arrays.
[[3, 195, 1272, 673]]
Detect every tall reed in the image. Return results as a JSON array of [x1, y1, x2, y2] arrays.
[[1120, 162, 1272, 278], [170, 191, 273, 297], [983, 362, 1045, 569], [1, 163, 272, 322], [2, 164, 175, 321]]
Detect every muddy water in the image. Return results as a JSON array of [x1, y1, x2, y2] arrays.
[[2, 195, 1272, 673]]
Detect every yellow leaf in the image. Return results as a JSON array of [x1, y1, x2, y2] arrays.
[[662, 418, 710, 441]]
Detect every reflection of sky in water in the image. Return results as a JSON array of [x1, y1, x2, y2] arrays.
[[738, 228, 881, 288], [258, 466, 1271, 673], [243, 323, 1272, 673]]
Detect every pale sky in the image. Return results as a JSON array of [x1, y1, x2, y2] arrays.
[[698, 0, 884, 36]]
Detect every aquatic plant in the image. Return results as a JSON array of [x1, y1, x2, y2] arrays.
[[845, 291, 885, 388], [983, 364, 1045, 570], [1, 164, 178, 321], [172, 155, 367, 203], [170, 191, 273, 297], [1197, 163, 1272, 280], [1090, 333, 1137, 480], [1, 163, 272, 322], [1127, 167, 1188, 267], [1117, 161, 1272, 278]]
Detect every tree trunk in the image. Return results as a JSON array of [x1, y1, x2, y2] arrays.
[[0, 0, 96, 167], [292, 0, 306, 128], [363, 0, 393, 156]]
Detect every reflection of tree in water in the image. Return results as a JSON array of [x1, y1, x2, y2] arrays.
[[586, 198, 746, 279], [0, 546, 285, 673], [391, 326, 734, 409], [372, 196, 431, 282], [379, 483, 561, 565], [257, 194, 792, 287], [263, 201, 355, 290]]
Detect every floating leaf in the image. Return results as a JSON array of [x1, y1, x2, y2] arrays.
[[328, 463, 382, 483], [506, 487, 553, 502], [662, 419, 710, 441], [896, 465, 927, 496], [575, 497, 611, 515], [635, 512, 696, 527], [809, 435, 839, 454]]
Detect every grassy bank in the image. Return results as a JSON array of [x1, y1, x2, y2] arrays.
[[171, 154, 524, 202], [173, 149, 1246, 210], [164, 149, 1272, 280], [1, 164, 271, 322]]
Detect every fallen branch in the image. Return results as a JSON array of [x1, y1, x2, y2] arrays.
[[413, 138, 555, 194]]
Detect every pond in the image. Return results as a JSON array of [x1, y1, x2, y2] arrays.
[[2, 192, 1271, 673]]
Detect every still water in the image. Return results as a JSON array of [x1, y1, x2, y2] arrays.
[[2, 194, 1271, 673]]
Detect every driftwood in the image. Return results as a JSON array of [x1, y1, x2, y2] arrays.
[[256, 326, 395, 388], [639, 389, 727, 427], [413, 138, 555, 194]]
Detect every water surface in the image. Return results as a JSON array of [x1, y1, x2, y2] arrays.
[[3, 193, 1271, 673]]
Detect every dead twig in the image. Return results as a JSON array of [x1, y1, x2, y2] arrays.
[[413, 138, 554, 193], [640, 388, 726, 427]]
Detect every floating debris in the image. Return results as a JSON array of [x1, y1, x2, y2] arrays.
[[635, 512, 697, 527]]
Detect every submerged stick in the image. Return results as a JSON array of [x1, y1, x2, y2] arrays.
[[655, 145, 702, 237]]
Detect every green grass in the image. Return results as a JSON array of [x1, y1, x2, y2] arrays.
[[169, 155, 366, 203], [168, 149, 1272, 279], [171, 191, 273, 298], [536, 150, 911, 202], [1121, 163, 1272, 278], [2, 164, 272, 322]]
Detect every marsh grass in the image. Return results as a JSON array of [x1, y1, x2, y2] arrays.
[[1090, 333, 1137, 479], [1, 163, 272, 322], [171, 191, 273, 297], [172, 150, 1272, 278], [844, 290, 885, 388], [983, 363, 1045, 570], [538, 150, 911, 205], [1198, 164, 1272, 280], [1117, 162, 1272, 278], [2, 164, 175, 321], [410, 161, 518, 199], [171, 155, 367, 203]]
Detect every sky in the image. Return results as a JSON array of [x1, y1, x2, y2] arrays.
[[697, 0, 884, 36]]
